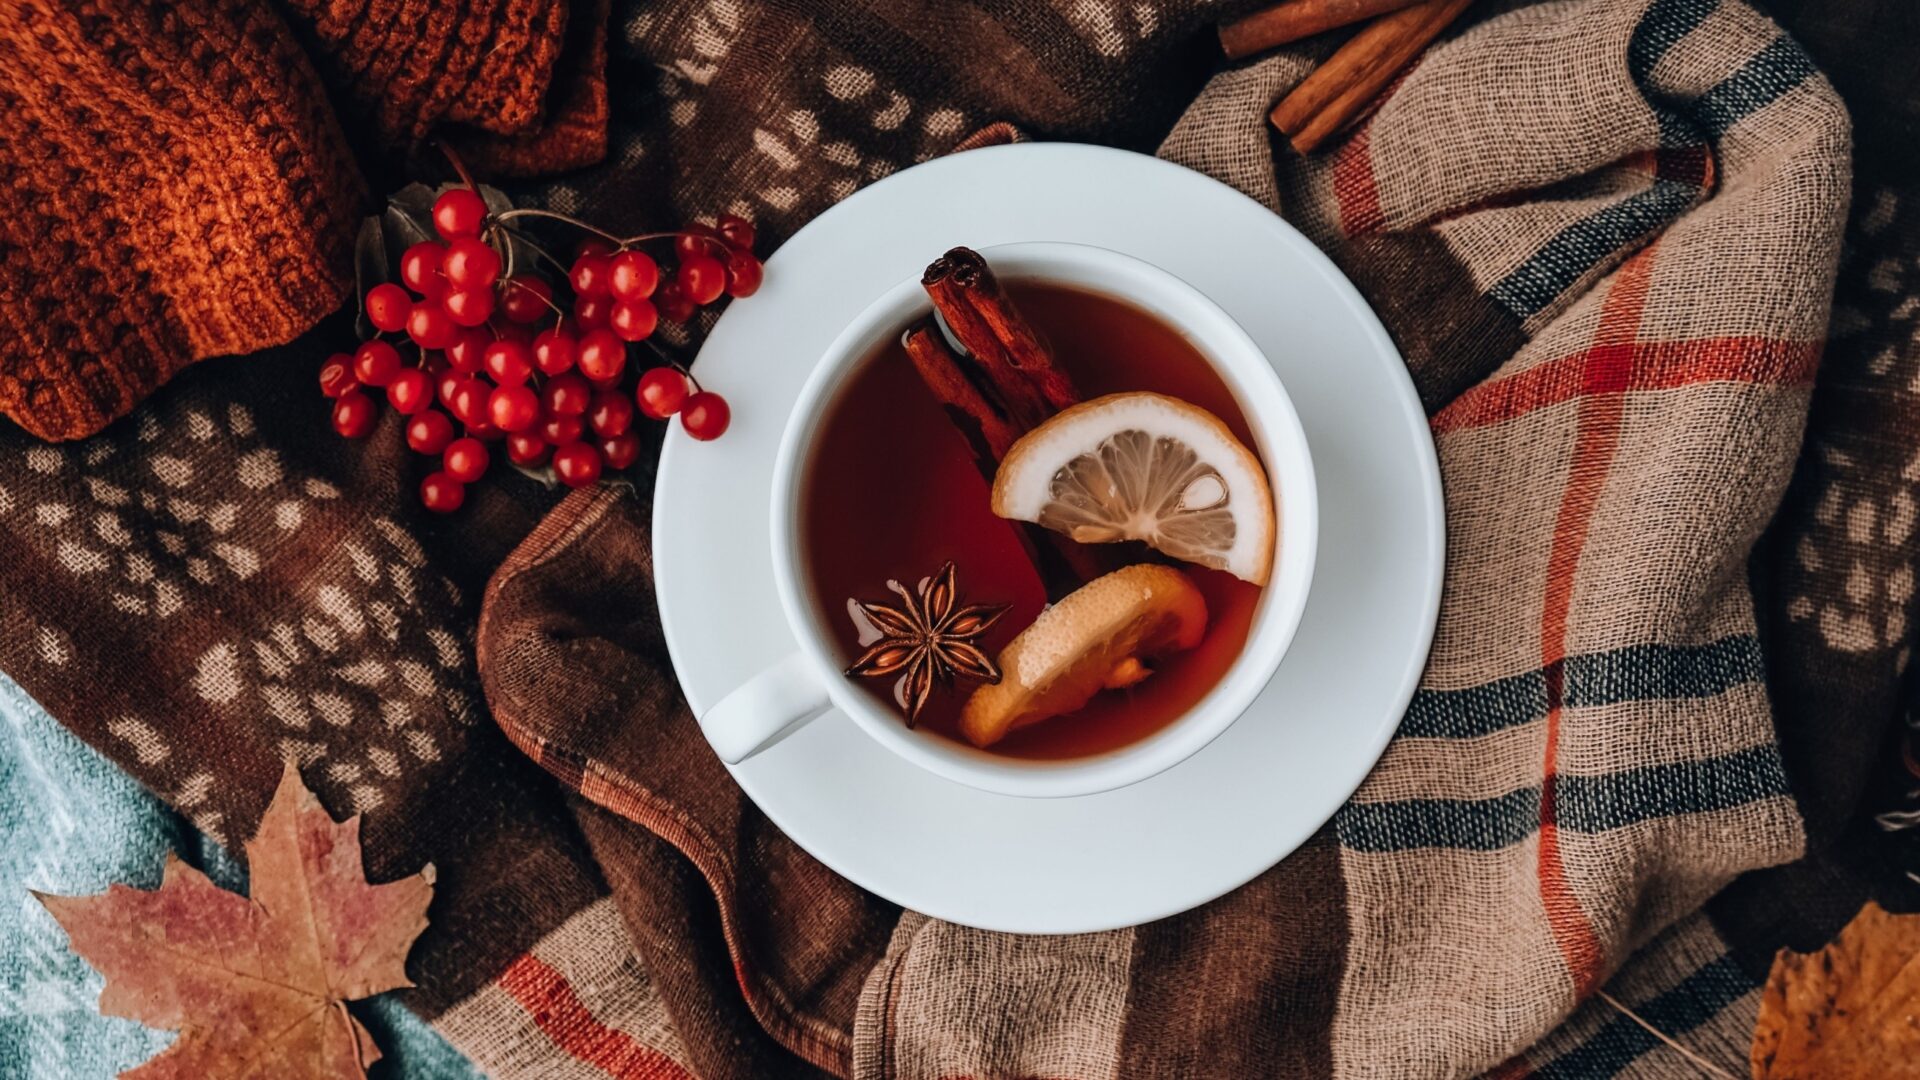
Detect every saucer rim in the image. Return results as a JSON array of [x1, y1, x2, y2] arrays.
[[654, 142, 1444, 934]]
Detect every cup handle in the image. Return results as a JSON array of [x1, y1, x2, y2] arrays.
[[699, 651, 833, 763]]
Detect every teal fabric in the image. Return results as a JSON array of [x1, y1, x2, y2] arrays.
[[0, 672, 486, 1079]]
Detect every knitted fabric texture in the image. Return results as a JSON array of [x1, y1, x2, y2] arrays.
[[0, 0, 602, 443]]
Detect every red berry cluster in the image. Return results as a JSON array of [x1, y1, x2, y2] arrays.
[[321, 185, 756, 513]]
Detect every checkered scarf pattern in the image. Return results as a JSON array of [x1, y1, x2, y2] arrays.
[[476, 1, 1852, 1076], [0, 0, 1891, 1077], [1157, 1, 1845, 1070]]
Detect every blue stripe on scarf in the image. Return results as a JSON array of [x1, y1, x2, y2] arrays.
[[1403, 636, 1764, 740], [1487, 178, 1702, 320], [1336, 745, 1790, 852], [1534, 955, 1755, 1077], [1490, 1, 1819, 321], [1695, 36, 1818, 137], [1627, 0, 1720, 83]]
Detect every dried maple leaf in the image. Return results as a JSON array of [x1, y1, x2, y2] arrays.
[[1751, 900, 1920, 1079], [34, 762, 434, 1080]]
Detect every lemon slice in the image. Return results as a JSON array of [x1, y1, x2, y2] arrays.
[[959, 564, 1207, 748], [991, 392, 1275, 585]]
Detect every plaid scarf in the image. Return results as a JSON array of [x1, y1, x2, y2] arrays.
[[3, 0, 1913, 1077]]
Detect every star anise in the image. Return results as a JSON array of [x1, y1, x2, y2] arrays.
[[845, 561, 1009, 726]]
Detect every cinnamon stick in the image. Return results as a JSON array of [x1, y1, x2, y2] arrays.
[[1268, 0, 1472, 154], [910, 251, 1110, 596], [922, 248, 1079, 426], [901, 318, 1021, 470], [901, 317, 1105, 598], [1219, 0, 1424, 60]]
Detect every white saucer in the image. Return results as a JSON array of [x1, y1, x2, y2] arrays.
[[654, 144, 1443, 934]]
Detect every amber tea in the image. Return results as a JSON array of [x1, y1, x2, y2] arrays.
[[799, 269, 1268, 761]]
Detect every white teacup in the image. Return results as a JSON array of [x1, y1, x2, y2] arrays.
[[699, 241, 1317, 798]]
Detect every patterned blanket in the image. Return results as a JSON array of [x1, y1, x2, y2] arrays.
[[1, 0, 1915, 1077]]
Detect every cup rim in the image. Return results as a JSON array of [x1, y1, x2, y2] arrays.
[[768, 241, 1318, 798]]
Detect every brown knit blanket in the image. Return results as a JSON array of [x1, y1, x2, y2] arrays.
[[2, 0, 1916, 1077]]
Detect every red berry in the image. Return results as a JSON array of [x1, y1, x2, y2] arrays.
[[400, 242, 447, 297], [483, 339, 533, 385], [575, 237, 615, 260], [552, 442, 603, 488], [432, 188, 487, 241], [573, 292, 611, 332], [319, 353, 358, 398], [445, 326, 490, 372], [531, 329, 577, 375], [443, 437, 490, 483], [678, 256, 726, 305], [541, 372, 593, 417], [588, 389, 635, 437], [447, 378, 492, 427], [464, 419, 504, 441], [724, 251, 762, 298], [610, 297, 658, 342], [539, 413, 585, 445], [570, 253, 612, 298], [436, 368, 465, 410], [443, 237, 501, 289], [716, 214, 756, 252], [609, 250, 660, 300], [599, 432, 641, 471], [387, 368, 432, 414], [420, 471, 465, 513], [576, 329, 627, 382], [506, 432, 551, 466], [656, 281, 696, 322], [365, 283, 412, 332], [331, 390, 377, 438], [407, 304, 456, 350], [441, 286, 495, 327], [407, 410, 456, 454], [489, 383, 540, 432], [498, 276, 552, 324], [676, 224, 724, 261], [636, 366, 690, 418], [352, 340, 402, 387], [680, 391, 730, 440]]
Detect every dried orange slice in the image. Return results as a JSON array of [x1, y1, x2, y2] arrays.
[[958, 564, 1207, 748], [990, 392, 1275, 585]]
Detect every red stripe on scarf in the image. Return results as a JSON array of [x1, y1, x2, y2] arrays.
[[498, 952, 694, 1079], [1333, 124, 1385, 237], [1332, 63, 1421, 236], [1535, 244, 1662, 997], [1431, 336, 1818, 435]]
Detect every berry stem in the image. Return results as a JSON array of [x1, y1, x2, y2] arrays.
[[438, 143, 483, 198], [488, 211, 733, 258], [488, 222, 517, 280], [642, 339, 703, 391], [493, 207, 624, 246], [622, 230, 732, 257], [494, 223, 578, 278], [490, 226, 590, 325]]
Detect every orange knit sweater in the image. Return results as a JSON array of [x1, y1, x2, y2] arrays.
[[0, 0, 606, 441]]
